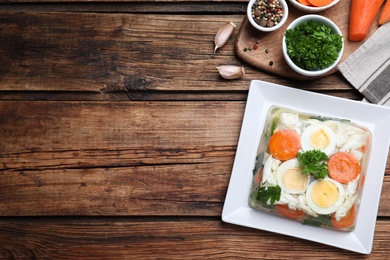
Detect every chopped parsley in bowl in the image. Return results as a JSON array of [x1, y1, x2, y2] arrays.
[[282, 15, 344, 77]]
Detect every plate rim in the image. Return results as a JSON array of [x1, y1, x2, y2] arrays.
[[222, 80, 390, 254]]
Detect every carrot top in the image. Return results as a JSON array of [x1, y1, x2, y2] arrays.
[[331, 206, 356, 229], [328, 152, 360, 184], [268, 129, 301, 161], [275, 204, 305, 219]]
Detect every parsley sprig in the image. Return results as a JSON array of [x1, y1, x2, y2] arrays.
[[285, 20, 343, 71], [297, 150, 329, 179], [256, 185, 281, 205]]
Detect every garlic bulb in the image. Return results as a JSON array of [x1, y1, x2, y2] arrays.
[[214, 22, 236, 53], [216, 65, 245, 80]]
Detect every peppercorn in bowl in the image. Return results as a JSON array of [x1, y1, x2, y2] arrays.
[[247, 0, 289, 32], [282, 15, 344, 77]]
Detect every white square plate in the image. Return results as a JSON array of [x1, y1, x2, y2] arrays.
[[222, 80, 390, 254]]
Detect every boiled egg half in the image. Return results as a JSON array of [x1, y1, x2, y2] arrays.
[[277, 159, 309, 194], [306, 178, 345, 215], [301, 123, 336, 156]]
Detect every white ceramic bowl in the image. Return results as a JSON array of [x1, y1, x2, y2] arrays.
[[282, 14, 344, 77], [288, 0, 340, 13], [247, 0, 289, 32]]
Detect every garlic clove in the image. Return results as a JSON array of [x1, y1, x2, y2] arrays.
[[216, 65, 245, 80], [214, 22, 236, 53]]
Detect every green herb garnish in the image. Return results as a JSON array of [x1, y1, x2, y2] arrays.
[[285, 20, 343, 71], [304, 214, 331, 227], [309, 115, 351, 123], [297, 150, 329, 179], [252, 154, 263, 175], [256, 185, 281, 205]]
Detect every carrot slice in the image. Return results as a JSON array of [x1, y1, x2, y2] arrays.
[[379, 0, 390, 25], [254, 167, 263, 185], [298, 0, 313, 6], [328, 152, 360, 184], [268, 129, 301, 161], [307, 0, 333, 7], [357, 173, 365, 190], [276, 204, 305, 219], [331, 206, 356, 229], [349, 0, 385, 42]]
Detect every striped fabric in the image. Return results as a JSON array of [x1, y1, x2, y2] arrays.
[[338, 22, 390, 107]]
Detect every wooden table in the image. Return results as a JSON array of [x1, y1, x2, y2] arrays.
[[0, 1, 389, 258]]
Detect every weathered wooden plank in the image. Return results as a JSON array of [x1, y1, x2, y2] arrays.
[[1, 165, 388, 216], [0, 12, 243, 92], [0, 2, 247, 13], [0, 101, 244, 153], [0, 101, 241, 216], [0, 101, 389, 216], [0, 89, 363, 102], [0, 90, 250, 101], [0, 218, 390, 258], [0, 0, 248, 3], [1, 152, 389, 216], [0, 11, 362, 100], [0, 161, 232, 216]]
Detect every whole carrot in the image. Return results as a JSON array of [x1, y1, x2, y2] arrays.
[[379, 0, 390, 25], [349, 0, 384, 42]]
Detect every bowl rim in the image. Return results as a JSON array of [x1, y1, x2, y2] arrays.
[[247, 0, 289, 32], [288, 0, 341, 12], [282, 14, 344, 77]]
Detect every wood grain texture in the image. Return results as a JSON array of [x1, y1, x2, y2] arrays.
[[0, 2, 389, 258], [0, 101, 389, 217], [236, 0, 380, 80], [1, 218, 390, 258], [0, 2, 247, 13], [0, 11, 244, 92], [0, 101, 241, 216], [0, 0, 249, 2], [0, 11, 364, 101]]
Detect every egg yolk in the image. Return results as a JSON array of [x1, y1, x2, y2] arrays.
[[310, 129, 330, 149], [311, 180, 339, 208], [282, 167, 308, 191]]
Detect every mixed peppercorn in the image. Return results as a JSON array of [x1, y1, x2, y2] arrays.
[[242, 38, 274, 66], [251, 0, 284, 28]]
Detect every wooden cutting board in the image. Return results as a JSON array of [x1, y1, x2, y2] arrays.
[[235, 0, 380, 80]]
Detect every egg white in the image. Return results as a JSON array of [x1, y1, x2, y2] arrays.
[[261, 153, 279, 186], [333, 194, 358, 221], [306, 178, 345, 215], [276, 159, 309, 194], [301, 123, 336, 155], [277, 112, 302, 135]]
